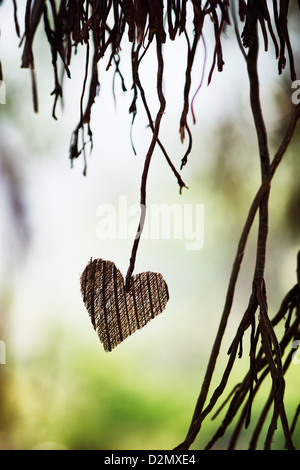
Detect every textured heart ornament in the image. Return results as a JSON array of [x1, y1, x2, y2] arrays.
[[80, 258, 169, 351]]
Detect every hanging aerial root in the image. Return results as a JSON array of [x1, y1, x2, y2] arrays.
[[6, 1, 296, 174]]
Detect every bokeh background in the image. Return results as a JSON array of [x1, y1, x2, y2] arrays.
[[0, 2, 299, 450]]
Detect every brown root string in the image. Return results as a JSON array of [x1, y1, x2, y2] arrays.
[[125, 36, 166, 291]]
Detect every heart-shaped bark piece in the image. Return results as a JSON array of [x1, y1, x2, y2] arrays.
[[80, 258, 169, 351]]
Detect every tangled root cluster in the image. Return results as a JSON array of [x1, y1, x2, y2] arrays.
[[4, 0, 298, 174]]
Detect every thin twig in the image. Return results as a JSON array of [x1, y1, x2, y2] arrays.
[[125, 37, 166, 291], [130, 41, 187, 193]]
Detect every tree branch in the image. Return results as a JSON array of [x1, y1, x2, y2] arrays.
[[175, 28, 300, 451]]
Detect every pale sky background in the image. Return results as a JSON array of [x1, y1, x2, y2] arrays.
[[0, 0, 296, 375]]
